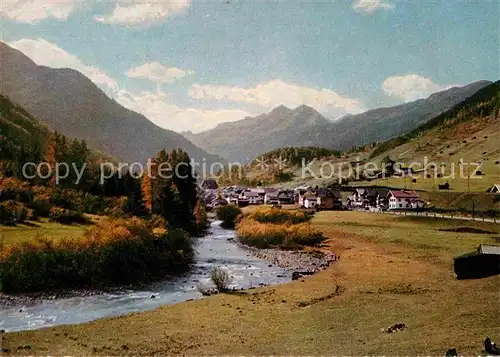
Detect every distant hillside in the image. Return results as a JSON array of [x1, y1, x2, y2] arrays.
[[0, 41, 223, 166], [186, 81, 492, 163], [252, 146, 341, 167], [275, 80, 499, 192], [370, 80, 500, 159], [0, 95, 49, 171], [356, 79, 500, 193], [0, 94, 108, 179]]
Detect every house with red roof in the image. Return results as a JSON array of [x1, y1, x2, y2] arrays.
[[388, 190, 425, 210]]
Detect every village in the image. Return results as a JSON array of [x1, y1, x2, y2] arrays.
[[199, 178, 430, 212]]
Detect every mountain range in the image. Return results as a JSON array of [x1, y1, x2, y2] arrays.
[[0, 41, 223, 166], [185, 80, 492, 163], [0, 41, 493, 167]]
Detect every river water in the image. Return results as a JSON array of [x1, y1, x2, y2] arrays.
[[0, 221, 292, 332]]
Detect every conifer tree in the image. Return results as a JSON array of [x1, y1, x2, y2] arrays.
[[45, 132, 57, 186]]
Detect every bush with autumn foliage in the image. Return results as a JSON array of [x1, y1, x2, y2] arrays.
[[216, 204, 242, 229], [0, 177, 124, 223], [48, 207, 90, 225], [191, 199, 209, 236], [236, 208, 324, 250], [0, 217, 194, 293], [246, 207, 312, 225], [0, 146, 206, 293], [0, 200, 29, 225], [237, 218, 325, 249]]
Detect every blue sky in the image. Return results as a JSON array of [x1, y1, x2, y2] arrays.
[[1, 0, 498, 132]]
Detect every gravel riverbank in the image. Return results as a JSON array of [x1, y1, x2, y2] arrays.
[[243, 244, 338, 273], [0, 289, 107, 309]]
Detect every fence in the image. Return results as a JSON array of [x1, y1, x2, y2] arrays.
[[384, 210, 499, 224]]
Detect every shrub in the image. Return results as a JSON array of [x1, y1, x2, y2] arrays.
[[216, 204, 242, 229], [103, 200, 128, 218], [0, 217, 194, 293], [246, 207, 312, 224], [193, 200, 209, 236], [31, 195, 51, 217], [147, 214, 167, 229], [0, 178, 33, 203], [0, 200, 28, 225], [236, 218, 325, 249], [49, 207, 89, 225], [211, 267, 231, 292], [41, 187, 118, 215]]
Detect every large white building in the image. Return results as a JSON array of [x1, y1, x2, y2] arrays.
[[388, 190, 424, 210]]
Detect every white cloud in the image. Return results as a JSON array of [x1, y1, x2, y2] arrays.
[[94, 0, 191, 27], [0, 0, 77, 23], [382, 74, 457, 102], [7, 37, 248, 133], [126, 62, 194, 84], [7, 38, 119, 93], [115, 89, 251, 133], [352, 0, 394, 14], [0, 0, 190, 26], [189, 79, 365, 119]]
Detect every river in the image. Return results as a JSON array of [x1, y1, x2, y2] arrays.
[[0, 221, 292, 332]]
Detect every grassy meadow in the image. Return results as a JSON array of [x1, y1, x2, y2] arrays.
[[0, 218, 89, 247], [3, 210, 499, 355]]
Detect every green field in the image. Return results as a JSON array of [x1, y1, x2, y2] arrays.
[[0, 219, 89, 247], [4, 211, 499, 355]]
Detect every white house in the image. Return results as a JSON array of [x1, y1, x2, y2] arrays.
[[295, 185, 312, 202], [303, 196, 317, 209], [388, 190, 423, 210], [410, 199, 426, 209], [240, 190, 263, 204], [348, 188, 366, 208], [264, 191, 279, 204]]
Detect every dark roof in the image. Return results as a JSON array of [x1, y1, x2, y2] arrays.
[[316, 188, 333, 197], [331, 190, 342, 199], [201, 179, 218, 189], [366, 188, 390, 197]]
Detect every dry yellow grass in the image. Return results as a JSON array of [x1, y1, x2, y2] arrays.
[[3, 211, 499, 355], [236, 217, 324, 249], [245, 206, 312, 223]]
